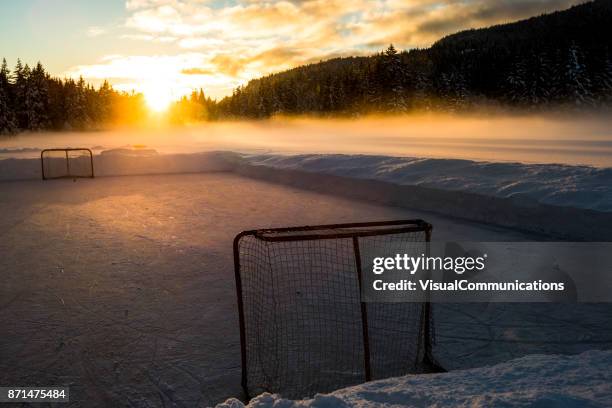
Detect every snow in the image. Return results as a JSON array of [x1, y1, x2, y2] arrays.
[[242, 153, 612, 212], [218, 350, 612, 407]]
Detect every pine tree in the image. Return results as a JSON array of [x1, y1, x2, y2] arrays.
[[12, 59, 29, 129], [60, 77, 91, 130], [97, 80, 114, 123], [24, 62, 50, 130], [506, 58, 527, 104], [0, 58, 17, 133], [564, 43, 594, 107], [596, 48, 612, 105], [439, 70, 469, 111], [0, 58, 11, 90], [381, 45, 407, 111]]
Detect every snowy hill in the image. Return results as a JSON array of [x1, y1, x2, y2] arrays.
[[218, 350, 612, 408], [216, 0, 612, 118]]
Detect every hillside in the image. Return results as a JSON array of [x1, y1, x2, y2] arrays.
[[214, 0, 612, 118]]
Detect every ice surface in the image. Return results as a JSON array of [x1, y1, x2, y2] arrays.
[[1, 173, 610, 407]]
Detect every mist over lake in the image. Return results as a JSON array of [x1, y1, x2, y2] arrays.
[[2, 114, 612, 167]]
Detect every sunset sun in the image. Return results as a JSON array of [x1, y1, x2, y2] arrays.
[[143, 84, 174, 112]]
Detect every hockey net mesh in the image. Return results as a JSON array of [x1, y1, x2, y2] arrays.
[[235, 223, 432, 399]]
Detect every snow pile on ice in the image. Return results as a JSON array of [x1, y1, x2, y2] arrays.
[[243, 154, 612, 212], [0, 147, 41, 154], [0, 150, 237, 180], [218, 350, 612, 407], [100, 147, 158, 156]]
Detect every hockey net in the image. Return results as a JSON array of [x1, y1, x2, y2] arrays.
[[41, 148, 94, 180], [233, 220, 439, 399]]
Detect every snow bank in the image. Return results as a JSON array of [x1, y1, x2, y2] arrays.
[[218, 350, 612, 408], [0, 149, 237, 180], [243, 154, 612, 213]]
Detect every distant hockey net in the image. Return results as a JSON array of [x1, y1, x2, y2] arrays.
[[233, 220, 439, 400], [41, 148, 94, 180]]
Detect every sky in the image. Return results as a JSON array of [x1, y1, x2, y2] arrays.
[[0, 0, 581, 102]]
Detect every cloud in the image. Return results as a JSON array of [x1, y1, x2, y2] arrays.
[[411, 0, 578, 39], [344, 0, 581, 48], [210, 54, 247, 77], [65, 53, 240, 99], [469, 0, 577, 21], [181, 67, 214, 75], [87, 26, 107, 37], [121, 33, 178, 42], [69, 0, 583, 99], [178, 37, 223, 49]]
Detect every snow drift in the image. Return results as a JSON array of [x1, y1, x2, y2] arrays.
[[243, 154, 612, 213], [217, 350, 612, 408]]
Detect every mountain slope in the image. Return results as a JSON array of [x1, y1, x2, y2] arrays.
[[215, 0, 612, 117]]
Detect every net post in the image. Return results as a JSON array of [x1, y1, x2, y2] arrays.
[[423, 227, 433, 364], [352, 236, 372, 382], [40, 150, 46, 180], [420, 225, 444, 372], [88, 149, 95, 178], [233, 232, 250, 400]]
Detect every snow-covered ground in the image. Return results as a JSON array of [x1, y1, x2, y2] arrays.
[[1, 172, 610, 407], [218, 350, 612, 407], [243, 153, 612, 212]]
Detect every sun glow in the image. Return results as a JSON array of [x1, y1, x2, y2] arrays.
[[143, 84, 174, 112]]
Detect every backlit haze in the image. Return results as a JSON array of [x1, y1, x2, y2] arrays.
[[3, 115, 612, 167], [1, 0, 581, 109]]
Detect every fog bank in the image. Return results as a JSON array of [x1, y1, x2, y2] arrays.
[[1, 114, 612, 167]]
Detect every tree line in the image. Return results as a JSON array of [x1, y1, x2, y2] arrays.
[[2, 0, 612, 133], [0, 59, 147, 134], [208, 0, 612, 119]]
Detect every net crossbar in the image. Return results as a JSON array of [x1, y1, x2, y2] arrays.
[[234, 219, 439, 400], [41, 148, 94, 180]]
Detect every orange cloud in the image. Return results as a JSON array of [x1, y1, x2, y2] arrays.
[[181, 67, 215, 75]]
